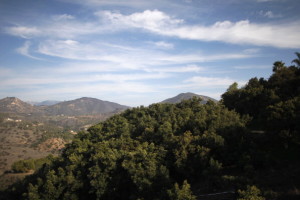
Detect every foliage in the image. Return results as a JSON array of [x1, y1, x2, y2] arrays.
[[30, 124, 74, 147], [167, 180, 196, 200], [220, 53, 300, 199], [221, 53, 300, 145], [11, 155, 55, 173], [292, 52, 300, 67], [237, 185, 265, 200], [11, 160, 34, 173]]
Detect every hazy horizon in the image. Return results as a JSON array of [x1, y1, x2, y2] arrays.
[[2, 92, 215, 107]]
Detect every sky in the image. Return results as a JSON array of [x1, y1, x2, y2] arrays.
[[0, 0, 299, 106]]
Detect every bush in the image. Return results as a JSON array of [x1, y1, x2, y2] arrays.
[[167, 180, 196, 200], [11, 155, 55, 173], [11, 160, 34, 173], [238, 185, 265, 200]]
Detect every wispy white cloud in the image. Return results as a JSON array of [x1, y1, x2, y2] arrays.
[[259, 10, 282, 18], [150, 41, 174, 49], [146, 65, 204, 73], [0, 72, 169, 87], [34, 38, 256, 69], [16, 41, 42, 60], [5, 17, 106, 39], [93, 73, 170, 82], [52, 62, 122, 73], [160, 76, 245, 91], [37, 40, 141, 65], [233, 65, 270, 69], [101, 10, 300, 48], [243, 48, 261, 54], [183, 76, 237, 88], [36, 40, 158, 71], [52, 14, 75, 21], [156, 52, 255, 64], [5, 26, 41, 39]]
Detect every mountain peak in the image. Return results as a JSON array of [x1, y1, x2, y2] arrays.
[[161, 92, 217, 104], [0, 97, 25, 105], [0, 97, 36, 113], [45, 97, 129, 116], [3, 97, 20, 102]]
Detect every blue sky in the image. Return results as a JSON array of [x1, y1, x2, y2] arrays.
[[0, 0, 299, 106]]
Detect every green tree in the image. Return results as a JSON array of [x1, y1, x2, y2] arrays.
[[292, 52, 300, 67], [167, 180, 196, 200], [11, 159, 35, 173], [237, 185, 265, 200], [26, 184, 40, 200], [272, 61, 285, 72]]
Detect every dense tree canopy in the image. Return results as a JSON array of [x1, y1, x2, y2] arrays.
[[222, 53, 300, 145]]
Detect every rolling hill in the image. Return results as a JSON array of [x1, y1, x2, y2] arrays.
[[44, 97, 130, 116], [0, 97, 38, 114], [161, 92, 218, 104]]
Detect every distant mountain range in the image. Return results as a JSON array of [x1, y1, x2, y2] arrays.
[[0, 93, 217, 116], [161, 92, 217, 104], [0, 97, 129, 116]]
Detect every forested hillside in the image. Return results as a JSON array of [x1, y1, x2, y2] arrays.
[[3, 99, 247, 200], [1, 54, 300, 200], [222, 54, 300, 147]]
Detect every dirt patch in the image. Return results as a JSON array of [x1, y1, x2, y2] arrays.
[[37, 138, 66, 152]]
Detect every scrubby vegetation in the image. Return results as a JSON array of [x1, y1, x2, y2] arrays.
[[1, 54, 299, 199], [0, 117, 74, 175], [11, 155, 55, 173]]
